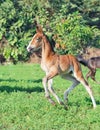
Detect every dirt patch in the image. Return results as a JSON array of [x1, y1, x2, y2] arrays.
[[0, 37, 7, 64], [27, 49, 42, 64]]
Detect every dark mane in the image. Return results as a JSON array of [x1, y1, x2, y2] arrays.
[[45, 34, 56, 51]]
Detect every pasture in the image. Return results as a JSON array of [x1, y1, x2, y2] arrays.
[[0, 63, 100, 130]]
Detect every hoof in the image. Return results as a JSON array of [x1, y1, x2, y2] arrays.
[[93, 104, 96, 109], [51, 101, 56, 106], [59, 101, 68, 110], [48, 98, 56, 105], [64, 105, 68, 110], [60, 101, 64, 105], [64, 98, 68, 105]]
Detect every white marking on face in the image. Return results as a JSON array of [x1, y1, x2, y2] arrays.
[[29, 34, 36, 44], [27, 34, 36, 51]]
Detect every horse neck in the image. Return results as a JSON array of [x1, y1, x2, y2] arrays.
[[42, 35, 55, 59]]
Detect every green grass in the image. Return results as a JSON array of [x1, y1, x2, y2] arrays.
[[0, 63, 100, 130]]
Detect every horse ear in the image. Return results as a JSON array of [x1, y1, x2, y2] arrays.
[[36, 25, 43, 34], [34, 20, 38, 27], [34, 20, 43, 33]]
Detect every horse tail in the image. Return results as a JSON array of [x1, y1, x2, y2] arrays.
[[76, 56, 88, 67]]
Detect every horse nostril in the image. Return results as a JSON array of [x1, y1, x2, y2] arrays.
[[27, 46, 33, 53], [27, 46, 31, 52]]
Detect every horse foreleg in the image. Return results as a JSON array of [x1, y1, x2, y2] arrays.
[[86, 68, 96, 82], [91, 69, 96, 81], [86, 70, 92, 81], [91, 69, 100, 84], [42, 77, 56, 105], [44, 70, 65, 106], [48, 79, 64, 105]]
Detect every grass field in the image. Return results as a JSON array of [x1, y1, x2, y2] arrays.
[[0, 63, 100, 130]]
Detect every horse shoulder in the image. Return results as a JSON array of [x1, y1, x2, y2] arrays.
[[40, 55, 58, 73], [41, 60, 48, 72]]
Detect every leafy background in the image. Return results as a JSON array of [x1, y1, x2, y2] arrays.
[[0, 0, 100, 62]]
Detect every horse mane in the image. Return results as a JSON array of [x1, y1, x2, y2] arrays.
[[45, 34, 56, 52]]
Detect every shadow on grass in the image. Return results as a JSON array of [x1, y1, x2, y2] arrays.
[[85, 97, 100, 105], [0, 78, 43, 93], [0, 78, 42, 83], [0, 85, 44, 93]]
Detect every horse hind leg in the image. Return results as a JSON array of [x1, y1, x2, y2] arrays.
[[82, 80, 96, 108], [74, 70, 96, 108], [62, 74, 80, 104]]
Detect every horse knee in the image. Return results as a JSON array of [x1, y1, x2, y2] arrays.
[[91, 75, 95, 81], [86, 74, 89, 80], [42, 77, 48, 84]]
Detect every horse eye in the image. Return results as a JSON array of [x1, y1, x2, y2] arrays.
[[36, 38, 41, 42]]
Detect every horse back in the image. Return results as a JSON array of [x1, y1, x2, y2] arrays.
[[88, 57, 100, 68]]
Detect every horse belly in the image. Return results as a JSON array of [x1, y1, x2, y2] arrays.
[[59, 55, 71, 71], [59, 65, 73, 75]]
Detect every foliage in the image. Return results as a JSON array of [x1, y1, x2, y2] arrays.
[[0, 64, 100, 129], [91, 27, 100, 48], [0, 0, 100, 62], [53, 12, 97, 54], [0, 0, 35, 62]]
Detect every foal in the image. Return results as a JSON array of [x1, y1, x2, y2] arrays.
[[27, 25, 96, 108], [77, 55, 100, 83]]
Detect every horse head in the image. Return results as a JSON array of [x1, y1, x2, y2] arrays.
[[27, 23, 44, 53]]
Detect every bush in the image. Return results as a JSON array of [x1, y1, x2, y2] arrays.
[[0, 1, 100, 62], [53, 12, 100, 55]]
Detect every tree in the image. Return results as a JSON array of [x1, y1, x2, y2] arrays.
[[0, 0, 100, 63], [53, 12, 98, 54]]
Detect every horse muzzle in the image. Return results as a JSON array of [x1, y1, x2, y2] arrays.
[[27, 45, 34, 53]]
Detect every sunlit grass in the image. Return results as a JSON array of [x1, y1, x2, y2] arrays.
[[0, 64, 100, 130]]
